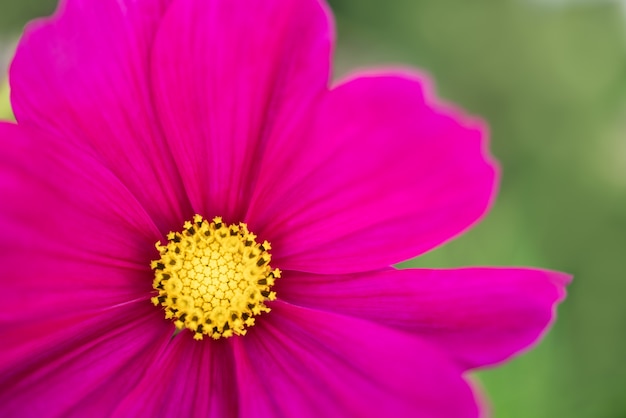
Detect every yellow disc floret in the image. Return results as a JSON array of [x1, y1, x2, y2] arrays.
[[151, 215, 280, 340]]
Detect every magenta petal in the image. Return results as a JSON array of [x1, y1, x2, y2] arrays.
[[10, 0, 191, 231], [112, 336, 238, 417], [151, 0, 332, 221], [0, 302, 172, 417], [278, 267, 571, 370], [247, 72, 497, 274], [0, 123, 161, 328], [233, 301, 479, 418]]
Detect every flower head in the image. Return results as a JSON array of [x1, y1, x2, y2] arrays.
[[0, 0, 569, 416]]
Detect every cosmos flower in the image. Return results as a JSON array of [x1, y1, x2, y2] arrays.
[[0, 0, 569, 416]]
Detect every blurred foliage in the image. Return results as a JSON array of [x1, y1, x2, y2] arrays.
[[0, 80, 12, 120], [328, 0, 626, 416], [2, 0, 626, 416], [0, 0, 56, 34]]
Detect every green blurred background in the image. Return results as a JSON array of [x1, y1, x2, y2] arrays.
[[2, 0, 625, 416]]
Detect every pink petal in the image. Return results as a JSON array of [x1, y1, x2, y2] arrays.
[[247, 72, 498, 274], [0, 302, 172, 417], [233, 301, 479, 418], [0, 122, 163, 355], [277, 267, 571, 370], [10, 0, 191, 232], [112, 335, 238, 417], [151, 0, 333, 221]]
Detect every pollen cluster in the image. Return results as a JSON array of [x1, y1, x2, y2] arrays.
[[151, 215, 280, 340]]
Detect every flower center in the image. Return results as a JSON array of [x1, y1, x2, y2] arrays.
[[151, 215, 280, 340]]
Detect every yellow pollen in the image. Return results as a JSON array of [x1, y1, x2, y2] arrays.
[[151, 215, 280, 340]]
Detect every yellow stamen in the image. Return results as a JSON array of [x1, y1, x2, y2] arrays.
[[151, 215, 280, 340]]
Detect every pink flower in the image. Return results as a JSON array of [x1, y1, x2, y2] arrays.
[[0, 0, 569, 416]]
